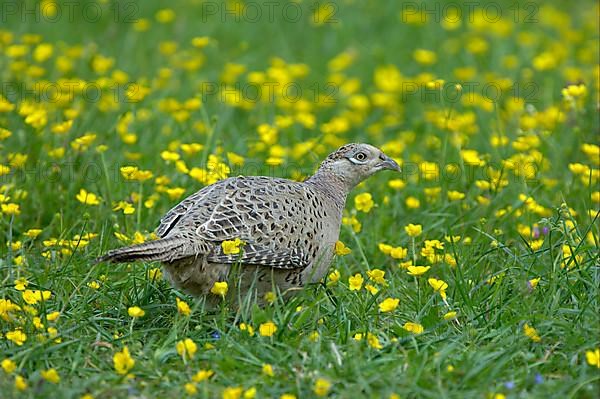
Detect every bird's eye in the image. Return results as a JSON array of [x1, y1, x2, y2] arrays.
[[355, 152, 367, 161]]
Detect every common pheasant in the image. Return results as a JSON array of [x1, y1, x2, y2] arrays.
[[98, 143, 400, 305]]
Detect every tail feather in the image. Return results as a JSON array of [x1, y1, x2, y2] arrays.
[[96, 236, 189, 264]]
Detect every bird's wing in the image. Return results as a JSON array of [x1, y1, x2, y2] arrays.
[[198, 177, 317, 269], [156, 180, 227, 238], [207, 244, 311, 269], [157, 177, 318, 269]]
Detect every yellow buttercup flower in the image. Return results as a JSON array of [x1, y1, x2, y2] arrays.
[[365, 284, 379, 295], [366, 333, 382, 349], [313, 378, 332, 396], [125, 83, 150, 102], [226, 152, 245, 166], [120, 166, 153, 181], [2, 203, 21, 215], [1, 358, 16, 373], [9, 241, 21, 251], [348, 273, 364, 291], [113, 201, 135, 215], [263, 291, 276, 304], [14, 278, 28, 291], [419, 161, 440, 180], [148, 267, 162, 280], [404, 224, 422, 237], [528, 278, 541, 289], [334, 240, 352, 255], [176, 298, 191, 316], [342, 215, 362, 233], [460, 149, 485, 166], [378, 243, 393, 255], [221, 238, 245, 255], [367, 269, 387, 285], [91, 54, 114, 74], [23, 228, 42, 238], [585, 348, 600, 368], [388, 179, 406, 190], [243, 387, 257, 398], [523, 323, 541, 342], [41, 368, 60, 384], [447, 191, 465, 201], [427, 278, 448, 300], [192, 369, 214, 382], [113, 346, 135, 375], [210, 281, 228, 297], [191, 36, 211, 48], [562, 83, 586, 99], [155, 8, 176, 23], [378, 298, 399, 312], [14, 375, 27, 391], [407, 266, 430, 276], [165, 187, 186, 200], [160, 150, 180, 162], [47, 311, 60, 321], [354, 192, 374, 213], [76, 189, 100, 206], [259, 321, 277, 337], [127, 306, 145, 318], [443, 311, 457, 320], [176, 338, 197, 360], [413, 49, 437, 65], [390, 246, 408, 259], [327, 269, 340, 285], [422, 245, 437, 262], [239, 323, 255, 336], [354, 331, 384, 350], [184, 383, 197, 395], [51, 120, 73, 134], [222, 386, 243, 399], [0, 96, 16, 113], [22, 290, 51, 305], [262, 363, 274, 377], [403, 322, 424, 335], [444, 235, 461, 243], [405, 196, 420, 209]]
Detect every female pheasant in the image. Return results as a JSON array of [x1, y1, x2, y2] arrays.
[[98, 143, 400, 305]]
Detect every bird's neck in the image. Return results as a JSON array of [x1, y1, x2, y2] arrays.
[[305, 168, 350, 208]]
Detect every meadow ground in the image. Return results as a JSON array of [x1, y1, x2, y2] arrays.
[[0, 0, 599, 398]]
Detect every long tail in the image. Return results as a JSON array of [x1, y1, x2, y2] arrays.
[[95, 236, 189, 264]]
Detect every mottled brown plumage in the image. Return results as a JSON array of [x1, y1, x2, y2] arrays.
[[98, 143, 400, 304]]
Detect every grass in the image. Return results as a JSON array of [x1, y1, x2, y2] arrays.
[[0, 0, 599, 398]]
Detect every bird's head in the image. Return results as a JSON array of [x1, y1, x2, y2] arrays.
[[317, 143, 401, 188]]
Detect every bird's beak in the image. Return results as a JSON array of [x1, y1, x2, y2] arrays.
[[377, 154, 401, 172]]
